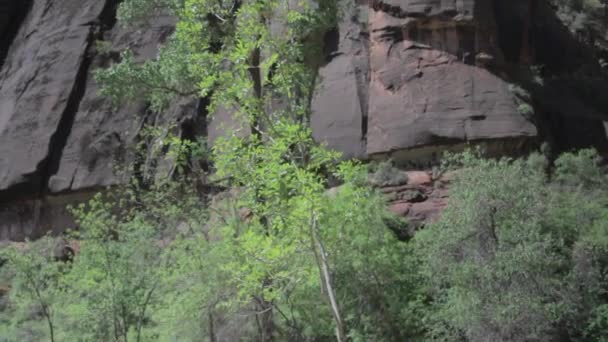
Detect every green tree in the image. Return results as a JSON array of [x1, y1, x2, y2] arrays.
[[320, 172, 427, 341], [58, 174, 206, 342], [0, 237, 65, 342], [95, 1, 428, 341], [417, 149, 608, 342], [98, 0, 347, 340]]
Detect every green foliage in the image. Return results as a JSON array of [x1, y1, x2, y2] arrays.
[[2, 147, 607, 341], [61, 195, 165, 341], [48, 2, 422, 340], [368, 160, 409, 187], [98, 0, 338, 115], [96, 45, 199, 111], [116, 0, 182, 24], [0, 238, 64, 342], [142, 123, 209, 177], [553, 148, 605, 187], [98, 1, 357, 339], [417, 149, 608, 342], [95, 40, 113, 55], [322, 180, 426, 341]]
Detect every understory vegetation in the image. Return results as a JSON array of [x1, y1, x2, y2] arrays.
[[2, 149, 607, 342], [1, 0, 608, 341]]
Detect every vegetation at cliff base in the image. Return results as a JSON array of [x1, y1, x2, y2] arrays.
[[2, 147, 608, 341]]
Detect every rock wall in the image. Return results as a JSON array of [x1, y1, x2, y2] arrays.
[[0, 0, 197, 240], [0, 0, 607, 239]]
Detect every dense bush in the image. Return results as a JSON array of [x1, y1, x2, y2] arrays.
[[417, 149, 608, 342]]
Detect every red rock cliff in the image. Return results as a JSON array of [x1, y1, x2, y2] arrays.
[[0, 0, 606, 240]]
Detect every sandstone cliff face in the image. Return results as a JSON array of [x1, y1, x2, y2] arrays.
[[0, 0, 607, 239], [365, 1, 537, 158], [0, 0, 193, 239]]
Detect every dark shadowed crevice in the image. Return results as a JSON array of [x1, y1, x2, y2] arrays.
[[192, 96, 226, 198], [370, 0, 411, 19], [375, 26, 404, 46], [99, 0, 121, 29], [0, 0, 33, 72], [323, 27, 340, 64], [180, 97, 210, 174], [530, 2, 608, 153], [492, 0, 525, 63], [131, 109, 158, 190], [534, 106, 608, 154], [491, 0, 608, 154], [531, 2, 593, 73], [360, 94, 368, 144], [357, 41, 370, 146], [457, 26, 476, 65]]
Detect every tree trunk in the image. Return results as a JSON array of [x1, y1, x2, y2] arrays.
[[255, 295, 274, 342], [208, 310, 217, 342], [310, 216, 347, 342]]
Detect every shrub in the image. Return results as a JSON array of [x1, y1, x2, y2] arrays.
[[417, 149, 608, 342]]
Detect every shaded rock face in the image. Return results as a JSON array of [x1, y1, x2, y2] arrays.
[[0, 0, 109, 196], [0, 0, 607, 239], [0, 0, 198, 240], [311, 3, 370, 159], [492, 0, 608, 152]]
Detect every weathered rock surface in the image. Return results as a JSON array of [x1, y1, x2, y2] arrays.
[[383, 169, 449, 239], [1, 0, 608, 239], [0, 193, 90, 240], [0, 0, 109, 194], [366, 10, 537, 155], [311, 3, 369, 159], [313, 0, 608, 161], [0, 0, 196, 239], [49, 14, 181, 193]]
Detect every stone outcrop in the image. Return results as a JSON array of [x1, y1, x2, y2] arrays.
[[311, 3, 370, 159], [384, 169, 449, 239], [1, 0, 608, 239], [0, 0, 110, 195], [311, 0, 608, 161], [0, 0, 196, 239], [365, 7, 537, 157]]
